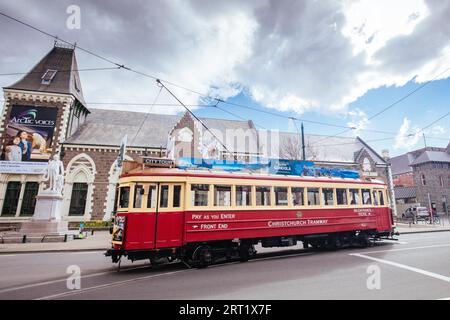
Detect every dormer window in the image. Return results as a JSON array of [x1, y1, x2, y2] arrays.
[[41, 69, 57, 85]]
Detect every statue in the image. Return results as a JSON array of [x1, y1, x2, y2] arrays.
[[43, 154, 65, 194]]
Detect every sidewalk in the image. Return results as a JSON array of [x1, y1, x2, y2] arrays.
[[0, 230, 111, 254], [395, 216, 450, 234]]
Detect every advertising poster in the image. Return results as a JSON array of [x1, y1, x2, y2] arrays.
[[0, 105, 57, 174]]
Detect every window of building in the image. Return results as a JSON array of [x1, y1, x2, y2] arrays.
[[118, 186, 130, 208], [439, 176, 444, 188], [274, 187, 288, 206], [214, 185, 231, 206], [147, 185, 157, 208], [291, 187, 304, 206], [69, 183, 88, 216], [173, 185, 181, 208], [322, 188, 334, 206], [378, 190, 385, 206], [307, 188, 320, 206], [349, 189, 360, 205], [133, 184, 144, 208], [336, 188, 348, 205], [256, 186, 271, 206], [421, 174, 426, 186], [20, 182, 39, 216], [160, 185, 169, 208], [41, 69, 57, 84], [362, 189, 372, 205], [1, 181, 22, 216], [236, 185, 252, 206], [191, 184, 209, 206], [372, 190, 379, 205]]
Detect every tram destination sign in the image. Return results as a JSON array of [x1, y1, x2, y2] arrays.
[[139, 157, 175, 167]]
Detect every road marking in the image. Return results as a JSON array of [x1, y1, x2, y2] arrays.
[[250, 251, 314, 262], [35, 269, 190, 300], [0, 264, 153, 294], [69, 251, 104, 255], [356, 243, 450, 255], [438, 297, 450, 300], [379, 239, 408, 244], [0, 254, 16, 257], [351, 253, 450, 283]]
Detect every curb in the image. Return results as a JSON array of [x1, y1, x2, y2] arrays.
[[0, 247, 109, 255], [397, 229, 450, 235]]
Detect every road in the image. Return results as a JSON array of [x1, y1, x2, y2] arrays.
[[1, 232, 450, 300]]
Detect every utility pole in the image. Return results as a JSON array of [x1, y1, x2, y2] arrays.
[[301, 122, 306, 161], [423, 133, 427, 147]]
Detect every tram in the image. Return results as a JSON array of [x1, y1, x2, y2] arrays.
[[105, 157, 395, 267]]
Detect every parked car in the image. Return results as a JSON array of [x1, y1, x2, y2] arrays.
[[402, 206, 430, 220]]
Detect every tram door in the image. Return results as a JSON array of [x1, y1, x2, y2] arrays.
[[154, 183, 185, 248]]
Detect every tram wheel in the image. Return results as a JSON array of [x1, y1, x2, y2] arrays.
[[193, 245, 212, 268]]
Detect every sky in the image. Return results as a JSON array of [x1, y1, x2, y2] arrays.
[[0, 0, 449, 157]]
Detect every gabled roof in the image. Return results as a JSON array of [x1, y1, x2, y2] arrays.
[[390, 153, 415, 175], [64, 109, 179, 148], [5, 44, 87, 108], [410, 150, 450, 166]]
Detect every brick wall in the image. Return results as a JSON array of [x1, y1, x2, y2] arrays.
[[413, 162, 450, 212]]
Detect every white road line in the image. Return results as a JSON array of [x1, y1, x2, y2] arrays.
[[0, 264, 152, 294], [351, 253, 450, 283], [379, 239, 408, 244], [0, 254, 16, 257], [36, 269, 190, 300], [438, 297, 450, 300], [69, 251, 104, 255], [356, 243, 450, 255]]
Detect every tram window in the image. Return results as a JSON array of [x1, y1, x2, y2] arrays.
[[322, 188, 334, 206], [336, 188, 348, 205], [372, 190, 379, 205], [349, 189, 360, 205], [256, 186, 271, 206], [291, 187, 304, 206], [160, 185, 169, 208], [147, 185, 156, 208], [191, 184, 209, 206], [362, 189, 372, 205], [214, 185, 231, 206], [379, 191, 385, 205], [236, 185, 252, 206], [133, 185, 144, 208], [118, 187, 130, 208], [275, 187, 288, 206], [173, 185, 181, 208], [307, 188, 320, 206]]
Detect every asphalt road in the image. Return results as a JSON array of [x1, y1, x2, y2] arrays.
[[1, 232, 450, 300]]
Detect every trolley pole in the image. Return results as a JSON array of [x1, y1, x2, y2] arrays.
[[428, 193, 433, 224], [301, 122, 306, 161]]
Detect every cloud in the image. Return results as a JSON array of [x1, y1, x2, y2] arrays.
[[0, 0, 449, 117], [394, 118, 422, 149], [346, 108, 369, 135]]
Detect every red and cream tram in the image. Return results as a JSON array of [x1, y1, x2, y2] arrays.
[[106, 158, 394, 267]]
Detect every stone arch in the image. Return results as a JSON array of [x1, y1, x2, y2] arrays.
[[62, 153, 96, 221], [102, 155, 133, 221]]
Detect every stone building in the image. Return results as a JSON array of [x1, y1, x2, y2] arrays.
[[0, 44, 396, 227], [391, 146, 450, 214]]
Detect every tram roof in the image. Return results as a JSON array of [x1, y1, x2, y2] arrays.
[[121, 167, 386, 186]]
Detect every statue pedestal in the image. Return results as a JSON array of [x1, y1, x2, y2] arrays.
[[19, 190, 76, 236]]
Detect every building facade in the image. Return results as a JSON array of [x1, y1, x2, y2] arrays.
[[0, 44, 396, 226], [391, 146, 450, 215]]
